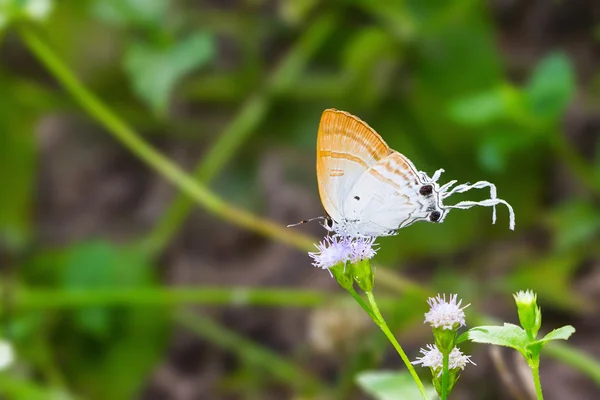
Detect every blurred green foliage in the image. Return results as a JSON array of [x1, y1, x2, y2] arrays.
[[0, 0, 599, 399]]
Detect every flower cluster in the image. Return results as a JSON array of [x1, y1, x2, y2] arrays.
[[412, 344, 475, 377], [308, 235, 379, 292], [308, 235, 378, 270], [414, 293, 473, 398], [424, 294, 469, 330]]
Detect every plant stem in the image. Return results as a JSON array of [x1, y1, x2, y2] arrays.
[[441, 352, 449, 400], [346, 287, 375, 320], [365, 291, 428, 399], [19, 25, 314, 251], [10, 285, 399, 311], [13, 286, 329, 309], [531, 357, 544, 400]]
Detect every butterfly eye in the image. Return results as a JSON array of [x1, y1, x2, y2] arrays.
[[420, 185, 433, 196], [325, 217, 334, 228], [429, 211, 441, 222]]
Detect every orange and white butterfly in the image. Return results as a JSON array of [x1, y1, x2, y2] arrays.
[[305, 109, 515, 238]]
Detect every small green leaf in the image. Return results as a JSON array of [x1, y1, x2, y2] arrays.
[[92, 0, 168, 29], [448, 88, 506, 126], [356, 371, 438, 400], [525, 52, 574, 120], [546, 200, 600, 252], [467, 324, 530, 356], [0, 0, 53, 28], [535, 325, 575, 345], [61, 241, 153, 337], [124, 31, 214, 116], [344, 27, 394, 77]]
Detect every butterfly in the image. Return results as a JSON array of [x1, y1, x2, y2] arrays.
[[291, 109, 515, 238]]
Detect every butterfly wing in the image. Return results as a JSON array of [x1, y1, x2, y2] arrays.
[[317, 109, 391, 222], [343, 151, 431, 236]]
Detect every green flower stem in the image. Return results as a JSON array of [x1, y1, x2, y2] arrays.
[[19, 25, 314, 252], [13, 286, 330, 309], [146, 13, 337, 255], [346, 286, 376, 320], [9, 285, 399, 311], [531, 357, 544, 400], [441, 352, 449, 400], [365, 291, 428, 400]]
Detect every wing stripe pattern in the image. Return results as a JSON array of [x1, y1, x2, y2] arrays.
[[343, 152, 425, 235], [316, 109, 391, 221]]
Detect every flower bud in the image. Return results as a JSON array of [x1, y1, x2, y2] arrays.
[[330, 262, 353, 291], [433, 327, 457, 355], [513, 290, 541, 340], [350, 258, 374, 292]]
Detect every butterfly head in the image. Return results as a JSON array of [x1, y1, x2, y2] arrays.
[[322, 216, 335, 232]]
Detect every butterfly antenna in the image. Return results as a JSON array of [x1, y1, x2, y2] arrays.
[[287, 216, 325, 228], [442, 180, 515, 230]]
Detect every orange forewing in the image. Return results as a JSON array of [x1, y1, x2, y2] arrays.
[[316, 109, 391, 219]]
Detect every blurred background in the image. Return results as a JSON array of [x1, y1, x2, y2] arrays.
[[0, 0, 599, 399]]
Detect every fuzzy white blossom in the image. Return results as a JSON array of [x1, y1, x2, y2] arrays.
[[308, 235, 377, 270], [424, 294, 469, 330], [349, 236, 378, 263], [412, 344, 475, 376], [513, 290, 536, 307], [0, 340, 14, 371]]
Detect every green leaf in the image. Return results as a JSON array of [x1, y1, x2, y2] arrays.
[[61, 241, 154, 337], [344, 27, 394, 77], [91, 0, 168, 29], [525, 52, 574, 120], [535, 325, 576, 345], [0, 0, 53, 28], [56, 240, 168, 399], [546, 200, 600, 252], [448, 88, 506, 126], [356, 371, 438, 400], [467, 324, 530, 357], [124, 31, 214, 116]]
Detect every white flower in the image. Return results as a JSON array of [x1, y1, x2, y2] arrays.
[[412, 344, 475, 376], [513, 290, 536, 306], [412, 344, 443, 370], [349, 236, 378, 263], [308, 235, 378, 270], [424, 294, 469, 330], [0, 340, 14, 371], [309, 236, 352, 270]]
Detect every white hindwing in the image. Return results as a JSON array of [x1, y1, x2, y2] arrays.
[[342, 152, 432, 236]]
